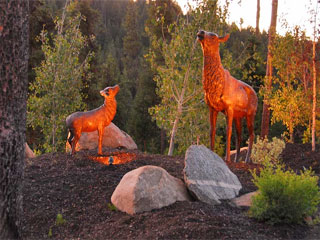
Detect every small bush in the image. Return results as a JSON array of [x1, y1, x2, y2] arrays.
[[48, 228, 53, 238], [249, 164, 320, 224], [107, 203, 118, 211], [56, 213, 66, 225], [251, 137, 285, 165]]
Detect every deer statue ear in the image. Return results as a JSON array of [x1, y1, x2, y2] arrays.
[[219, 34, 230, 43]]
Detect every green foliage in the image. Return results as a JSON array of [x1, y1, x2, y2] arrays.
[[251, 137, 285, 165], [56, 213, 66, 225], [28, 1, 93, 152], [107, 203, 118, 212], [149, 0, 229, 154], [130, 61, 161, 153], [120, 0, 145, 133], [268, 85, 310, 142], [310, 216, 320, 225], [213, 135, 225, 157], [48, 227, 53, 237], [266, 29, 312, 142], [303, 127, 312, 144], [48, 212, 66, 237], [249, 164, 320, 224]]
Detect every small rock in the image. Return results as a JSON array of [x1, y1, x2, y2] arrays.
[[230, 191, 258, 208], [25, 143, 36, 159]]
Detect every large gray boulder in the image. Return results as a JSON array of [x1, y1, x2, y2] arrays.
[[65, 122, 137, 153], [184, 145, 242, 205], [111, 165, 191, 215]]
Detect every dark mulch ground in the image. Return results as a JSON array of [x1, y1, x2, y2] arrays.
[[21, 143, 320, 239]]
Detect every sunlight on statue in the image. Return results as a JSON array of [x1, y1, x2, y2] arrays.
[[66, 85, 120, 155], [197, 30, 258, 163]]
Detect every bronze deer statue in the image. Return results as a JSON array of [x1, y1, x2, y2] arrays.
[[66, 85, 120, 155], [197, 30, 258, 163]]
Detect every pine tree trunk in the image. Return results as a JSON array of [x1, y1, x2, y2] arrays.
[[0, 1, 29, 238], [256, 0, 260, 35], [261, 0, 278, 139], [312, 39, 316, 151]]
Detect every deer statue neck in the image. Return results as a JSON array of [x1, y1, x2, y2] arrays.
[[202, 51, 225, 102], [102, 98, 117, 122]]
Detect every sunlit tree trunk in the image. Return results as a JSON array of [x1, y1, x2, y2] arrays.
[[256, 0, 260, 35], [261, 0, 278, 139], [168, 105, 182, 156], [0, 0, 29, 238], [312, 38, 317, 151], [311, 1, 318, 151], [167, 51, 194, 156]]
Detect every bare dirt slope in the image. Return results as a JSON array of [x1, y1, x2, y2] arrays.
[[21, 144, 320, 239]]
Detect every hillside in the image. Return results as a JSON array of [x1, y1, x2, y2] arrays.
[[21, 144, 320, 239]]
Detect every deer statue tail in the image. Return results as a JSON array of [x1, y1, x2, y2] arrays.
[[67, 129, 74, 147]]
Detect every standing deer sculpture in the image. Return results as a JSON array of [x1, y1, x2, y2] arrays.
[[66, 85, 120, 155], [197, 30, 258, 163]]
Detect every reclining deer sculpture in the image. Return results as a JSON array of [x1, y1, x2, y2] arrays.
[[197, 30, 258, 163], [66, 85, 120, 155]]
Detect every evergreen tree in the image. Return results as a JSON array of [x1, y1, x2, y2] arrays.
[[119, 0, 143, 133], [131, 61, 161, 152], [122, 0, 142, 98]]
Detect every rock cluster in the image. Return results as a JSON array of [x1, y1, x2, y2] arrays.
[[111, 145, 244, 214]]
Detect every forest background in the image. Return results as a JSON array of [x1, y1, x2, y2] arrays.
[[27, 0, 320, 156]]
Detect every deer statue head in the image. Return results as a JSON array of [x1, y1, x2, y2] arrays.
[[197, 30, 230, 55]]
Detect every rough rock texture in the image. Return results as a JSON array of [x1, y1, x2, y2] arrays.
[[231, 191, 258, 208], [184, 145, 242, 205], [25, 143, 35, 159], [111, 165, 191, 215], [65, 122, 137, 153]]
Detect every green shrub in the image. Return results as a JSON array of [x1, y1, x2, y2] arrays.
[[249, 164, 320, 224], [107, 203, 118, 211], [251, 137, 285, 165], [48, 227, 53, 238], [56, 213, 66, 225]]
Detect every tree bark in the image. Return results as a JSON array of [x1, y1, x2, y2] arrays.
[[260, 0, 278, 139], [312, 39, 316, 151], [168, 108, 181, 156], [255, 0, 260, 35], [0, 1, 29, 238]]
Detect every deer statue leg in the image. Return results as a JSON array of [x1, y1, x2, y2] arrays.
[[225, 109, 234, 162], [97, 126, 105, 155], [71, 130, 81, 155], [209, 107, 218, 151], [245, 114, 255, 163], [234, 118, 242, 162]]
